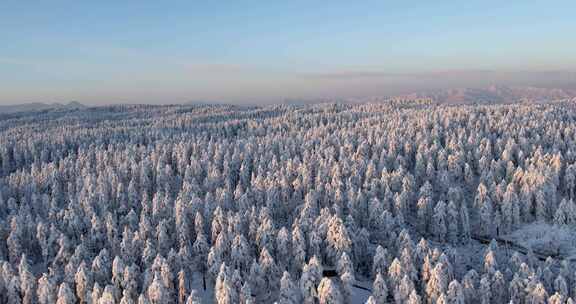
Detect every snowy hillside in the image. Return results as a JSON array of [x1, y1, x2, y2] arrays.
[[1, 101, 576, 303]]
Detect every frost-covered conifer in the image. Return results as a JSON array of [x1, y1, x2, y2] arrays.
[[433, 201, 448, 242], [56, 282, 77, 304], [19, 254, 36, 304], [148, 272, 169, 304], [38, 274, 57, 304], [446, 280, 465, 304], [76, 262, 93, 304], [406, 290, 421, 304], [317, 278, 343, 304], [526, 282, 548, 304], [300, 263, 318, 304], [426, 262, 448, 303], [99, 285, 118, 304], [278, 271, 301, 304]]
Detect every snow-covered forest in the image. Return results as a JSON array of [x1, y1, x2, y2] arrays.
[[1, 100, 576, 303]]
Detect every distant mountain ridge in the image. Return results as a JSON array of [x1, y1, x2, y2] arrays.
[[278, 86, 576, 106], [0, 101, 85, 114], [388, 85, 576, 105], [2, 86, 575, 113]]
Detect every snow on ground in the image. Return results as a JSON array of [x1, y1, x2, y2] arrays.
[[504, 222, 576, 258], [350, 285, 371, 304]]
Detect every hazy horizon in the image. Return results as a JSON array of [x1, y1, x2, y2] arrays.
[[2, 1, 576, 105]]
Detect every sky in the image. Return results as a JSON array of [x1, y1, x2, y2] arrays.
[[1, 1, 576, 105]]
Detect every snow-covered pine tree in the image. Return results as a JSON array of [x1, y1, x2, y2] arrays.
[[317, 278, 343, 304], [278, 271, 302, 304]]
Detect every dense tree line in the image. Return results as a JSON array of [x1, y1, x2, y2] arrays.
[[1, 101, 576, 303]]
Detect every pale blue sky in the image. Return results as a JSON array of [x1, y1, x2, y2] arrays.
[[1, 1, 575, 104]]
